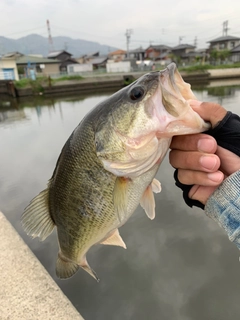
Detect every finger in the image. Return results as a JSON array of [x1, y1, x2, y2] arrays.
[[177, 169, 224, 186], [169, 150, 220, 172], [216, 146, 240, 175], [189, 185, 218, 205], [188, 100, 227, 127], [170, 134, 217, 153]]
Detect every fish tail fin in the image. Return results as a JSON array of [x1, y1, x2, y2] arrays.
[[56, 252, 80, 279], [21, 188, 55, 241], [80, 257, 100, 282]]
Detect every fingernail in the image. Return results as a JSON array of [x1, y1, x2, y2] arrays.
[[200, 155, 217, 170], [207, 171, 224, 182], [188, 99, 202, 107], [198, 139, 216, 153]]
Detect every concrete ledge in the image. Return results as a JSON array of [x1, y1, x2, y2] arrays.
[[0, 211, 83, 320]]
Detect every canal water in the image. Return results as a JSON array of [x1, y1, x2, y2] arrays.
[[1, 80, 240, 320]]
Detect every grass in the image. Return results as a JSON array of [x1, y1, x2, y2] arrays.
[[15, 75, 84, 89], [179, 63, 240, 73]]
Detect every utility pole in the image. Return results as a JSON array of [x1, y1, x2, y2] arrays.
[[125, 29, 133, 59], [222, 20, 229, 36], [179, 36, 185, 44], [194, 36, 198, 48], [47, 19, 54, 53]]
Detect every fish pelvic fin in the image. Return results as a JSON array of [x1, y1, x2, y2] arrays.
[[80, 257, 100, 282], [113, 177, 130, 223], [101, 228, 127, 249], [56, 252, 79, 279], [21, 188, 55, 241], [151, 178, 162, 193], [140, 184, 156, 220]]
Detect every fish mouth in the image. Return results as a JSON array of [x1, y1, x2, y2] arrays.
[[154, 62, 210, 133], [159, 62, 196, 106]]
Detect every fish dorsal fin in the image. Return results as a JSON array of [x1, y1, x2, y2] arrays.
[[113, 177, 130, 223], [151, 178, 161, 193], [56, 252, 79, 279], [140, 185, 156, 220], [80, 257, 99, 282], [21, 187, 55, 241], [101, 229, 127, 249]]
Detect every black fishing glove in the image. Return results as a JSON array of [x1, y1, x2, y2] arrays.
[[174, 111, 240, 209]]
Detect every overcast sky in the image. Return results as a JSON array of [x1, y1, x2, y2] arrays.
[[1, 0, 240, 50]]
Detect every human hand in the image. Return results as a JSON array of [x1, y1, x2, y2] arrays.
[[169, 100, 240, 205]]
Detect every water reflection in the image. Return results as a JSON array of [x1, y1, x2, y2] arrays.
[[1, 81, 240, 320]]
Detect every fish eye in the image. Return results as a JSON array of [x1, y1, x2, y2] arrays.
[[129, 86, 145, 101]]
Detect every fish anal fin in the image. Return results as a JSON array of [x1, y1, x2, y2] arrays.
[[80, 257, 99, 282], [21, 187, 55, 241], [113, 177, 130, 223], [56, 252, 79, 279], [140, 185, 156, 220], [151, 178, 161, 193], [101, 229, 127, 249]]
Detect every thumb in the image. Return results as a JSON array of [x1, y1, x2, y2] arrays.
[[188, 100, 227, 127]]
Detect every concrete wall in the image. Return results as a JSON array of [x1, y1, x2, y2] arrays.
[[107, 61, 131, 73], [0, 211, 84, 320]]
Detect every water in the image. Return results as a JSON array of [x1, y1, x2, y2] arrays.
[[1, 81, 240, 320]]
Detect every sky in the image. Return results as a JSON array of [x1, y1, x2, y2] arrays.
[[1, 0, 240, 50]]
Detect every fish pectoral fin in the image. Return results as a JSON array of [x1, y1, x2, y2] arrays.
[[56, 252, 79, 279], [113, 177, 130, 223], [151, 178, 162, 193], [80, 257, 99, 282], [101, 229, 127, 249], [140, 185, 156, 220], [21, 187, 55, 241]]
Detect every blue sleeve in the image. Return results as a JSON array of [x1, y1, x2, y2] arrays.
[[205, 170, 240, 249]]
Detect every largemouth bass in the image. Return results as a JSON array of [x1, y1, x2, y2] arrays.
[[22, 63, 210, 281]]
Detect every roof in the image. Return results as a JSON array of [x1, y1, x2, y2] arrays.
[[2, 52, 23, 58], [172, 44, 195, 50], [108, 49, 126, 56], [231, 44, 240, 53], [208, 35, 240, 43], [146, 45, 172, 51], [47, 50, 72, 58], [91, 57, 108, 65], [16, 55, 60, 65], [129, 47, 146, 53]]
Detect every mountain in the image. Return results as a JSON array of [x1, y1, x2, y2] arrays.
[[0, 34, 118, 57]]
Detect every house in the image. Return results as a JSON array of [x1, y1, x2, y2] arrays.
[[231, 44, 240, 62], [208, 35, 240, 51], [108, 50, 126, 62], [16, 55, 60, 77], [47, 50, 79, 73], [145, 45, 172, 60], [171, 44, 196, 57], [128, 47, 145, 61], [0, 55, 19, 80], [77, 52, 100, 64]]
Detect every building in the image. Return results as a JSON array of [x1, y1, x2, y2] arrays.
[[145, 45, 172, 60], [231, 44, 240, 62], [108, 49, 126, 62], [0, 55, 19, 80], [128, 47, 145, 61], [208, 35, 240, 51], [171, 44, 196, 57], [47, 50, 79, 73], [16, 55, 60, 77]]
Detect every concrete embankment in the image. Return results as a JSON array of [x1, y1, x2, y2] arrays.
[[0, 211, 84, 320], [5, 68, 240, 97]]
